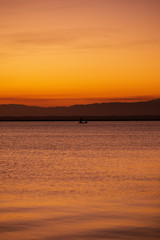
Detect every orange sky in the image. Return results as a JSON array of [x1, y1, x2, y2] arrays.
[[0, 0, 160, 106]]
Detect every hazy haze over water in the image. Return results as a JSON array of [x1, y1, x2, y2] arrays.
[[0, 121, 160, 240]]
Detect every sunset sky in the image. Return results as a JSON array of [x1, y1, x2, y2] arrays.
[[0, 0, 160, 106]]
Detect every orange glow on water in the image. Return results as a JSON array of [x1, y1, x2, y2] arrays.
[[0, 122, 160, 239]]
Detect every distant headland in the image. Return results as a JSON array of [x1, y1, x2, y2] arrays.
[[0, 99, 160, 121]]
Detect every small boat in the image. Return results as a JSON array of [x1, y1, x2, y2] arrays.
[[79, 117, 88, 124]]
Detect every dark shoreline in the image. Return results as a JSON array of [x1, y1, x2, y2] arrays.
[[0, 116, 160, 121]]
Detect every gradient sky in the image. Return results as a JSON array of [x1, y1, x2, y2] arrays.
[[0, 0, 160, 106]]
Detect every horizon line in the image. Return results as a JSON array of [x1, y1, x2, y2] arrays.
[[0, 97, 159, 108]]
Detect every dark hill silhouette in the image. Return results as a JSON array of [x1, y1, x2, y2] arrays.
[[0, 99, 160, 120]]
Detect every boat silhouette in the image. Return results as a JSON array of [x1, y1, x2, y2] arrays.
[[79, 117, 88, 124]]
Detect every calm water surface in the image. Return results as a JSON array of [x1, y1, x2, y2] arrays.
[[0, 121, 160, 240]]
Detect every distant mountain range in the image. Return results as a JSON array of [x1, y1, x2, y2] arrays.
[[0, 99, 160, 120]]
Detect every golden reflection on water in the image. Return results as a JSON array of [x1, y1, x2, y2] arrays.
[[0, 122, 160, 240]]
